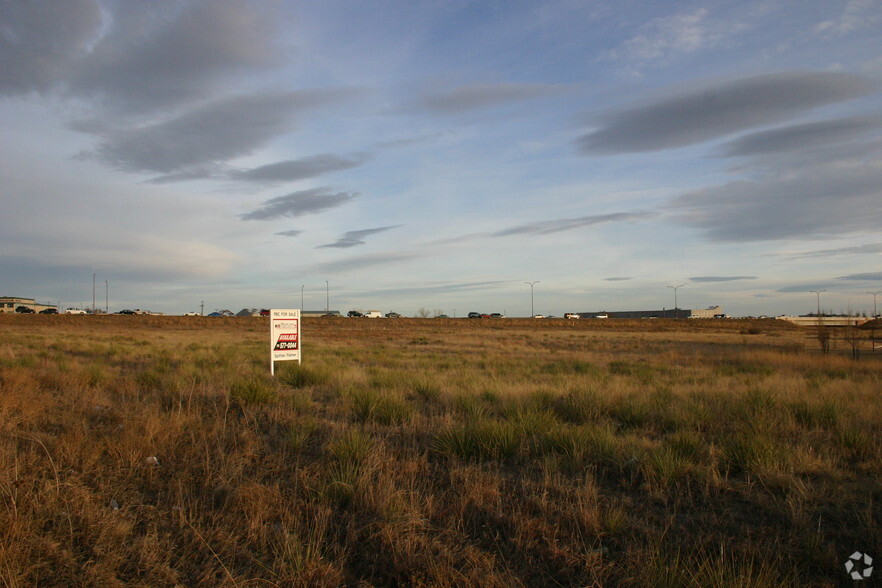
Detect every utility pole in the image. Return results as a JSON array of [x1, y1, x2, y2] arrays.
[[810, 290, 826, 317], [668, 284, 685, 317], [200, 301, 204, 316], [325, 280, 329, 313], [105, 281, 108, 314], [525, 281, 539, 317], [868, 291, 881, 318], [301, 284, 305, 311], [92, 273, 96, 314]]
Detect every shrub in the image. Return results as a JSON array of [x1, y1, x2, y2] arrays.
[[230, 377, 277, 405]]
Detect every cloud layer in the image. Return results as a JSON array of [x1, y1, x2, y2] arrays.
[[242, 188, 358, 221]]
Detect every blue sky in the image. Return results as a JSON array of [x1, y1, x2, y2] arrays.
[[1, 0, 881, 316]]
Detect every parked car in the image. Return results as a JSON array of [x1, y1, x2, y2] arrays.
[[347, 310, 363, 318], [490, 313, 503, 319], [39, 308, 58, 314], [468, 312, 481, 319], [434, 314, 449, 319], [15, 306, 35, 313], [385, 312, 402, 318], [117, 309, 135, 315], [532, 314, 545, 319], [259, 309, 270, 317], [65, 309, 87, 315], [364, 310, 382, 318], [183, 312, 200, 316], [564, 313, 580, 319]]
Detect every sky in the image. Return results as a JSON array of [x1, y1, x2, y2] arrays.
[[2, 0, 881, 317]]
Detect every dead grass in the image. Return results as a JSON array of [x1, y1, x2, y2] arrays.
[[0, 314, 879, 585]]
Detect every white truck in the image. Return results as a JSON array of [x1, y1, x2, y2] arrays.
[[364, 310, 382, 318]]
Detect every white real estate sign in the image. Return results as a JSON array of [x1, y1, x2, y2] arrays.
[[270, 309, 301, 374]]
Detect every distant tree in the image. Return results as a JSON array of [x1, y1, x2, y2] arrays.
[[416, 307, 431, 318]]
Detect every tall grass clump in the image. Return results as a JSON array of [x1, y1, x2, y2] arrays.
[[230, 376, 277, 406], [279, 363, 330, 389], [347, 388, 413, 425]]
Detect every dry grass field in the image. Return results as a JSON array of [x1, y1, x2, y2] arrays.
[[0, 314, 879, 586]]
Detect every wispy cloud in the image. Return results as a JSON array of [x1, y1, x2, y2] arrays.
[[492, 211, 652, 237], [782, 243, 882, 259], [814, 0, 881, 37], [241, 188, 357, 221], [312, 251, 422, 273], [578, 72, 875, 154], [688, 276, 758, 282], [317, 225, 402, 249], [604, 277, 632, 281], [275, 230, 304, 237], [720, 116, 881, 157], [836, 272, 882, 281], [604, 9, 721, 65], [84, 89, 356, 173]]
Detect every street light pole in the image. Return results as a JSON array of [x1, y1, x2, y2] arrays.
[[301, 285, 305, 311], [810, 290, 826, 317], [325, 280, 329, 313], [867, 291, 881, 318], [525, 281, 539, 317], [667, 284, 685, 316], [105, 281, 108, 314], [92, 273, 96, 315]]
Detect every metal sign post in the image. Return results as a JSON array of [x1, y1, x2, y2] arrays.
[[270, 309, 301, 375]]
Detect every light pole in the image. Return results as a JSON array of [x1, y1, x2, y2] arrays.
[[92, 273, 96, 314], [525, 281, 539, 317], [867, 291, 881, 318], [667, 284, 685, 316], [105, 281, 108, 314], [200, 301, 204, 316], [301, 285, 305, 311], [810, 290, 826, 317], [325, 280, 329, 313]]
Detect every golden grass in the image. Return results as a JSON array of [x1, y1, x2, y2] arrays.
[[0, 314, 879, 585]]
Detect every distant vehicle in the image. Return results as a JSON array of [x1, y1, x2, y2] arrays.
[[435, 314, 449, 319], [183, 312, 200, 316], [347, 310, 363, 318], [39, 308, 57, 314], [564, 313, 580, 319], [490, 313, 503, 319], [320, 312, 337, 318], [595, 313, 609, 319], [15, 306, 35, 313], [532, 314, 545, 319], [259, 309, 270, 317], [480, 314, 492, 318], [65, 309, 87, 315], [364, 310, 382, 318], [117, 309, 136, 315], [385, 312, 402, 318], [468, 312, 481, 319]]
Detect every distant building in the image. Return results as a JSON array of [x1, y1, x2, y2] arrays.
[[577, 306, 723, 319], [0, 296, 57, 314]]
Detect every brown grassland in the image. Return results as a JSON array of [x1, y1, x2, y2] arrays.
[[0, 314, 880, 586]]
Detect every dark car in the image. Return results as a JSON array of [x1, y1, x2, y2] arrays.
[[347, 310, 363, 318], [467, 312, 481, 319], [15, 306, 35, 313], [39, 308, 58, 314], [490, 313, 503, 319], [385, 312, 402, 318], [259, 309, 270, 317], [117, 309, 136, 315]]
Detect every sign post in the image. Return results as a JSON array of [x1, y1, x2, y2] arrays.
[[270, 309, 301, 375]]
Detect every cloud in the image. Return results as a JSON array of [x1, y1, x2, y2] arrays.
[[783, 243, 882, 259], [276, 230, 304, 237], [720, 117, 882, 157], [815, 0, 881, 37], [777, 283, 842, 293], [69, 0, 282, 114], [605, 8, 720, 64], [84, 89, 351, 173], [241, 188, 357, 221], [419, 82, 566, 114], [313, 252, 422, 273], [688, 276, 758, 282], [836, 272, 882, 281], [604, 277, 633, 282], [669, 162, 882, 241], [230, 154, 370, 183], [578, 71, 875, 154], [0, 0, 102, 95], [492, 211, 652, 237], [317, 225, 402, 249], [365, 280, 514, 297]]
